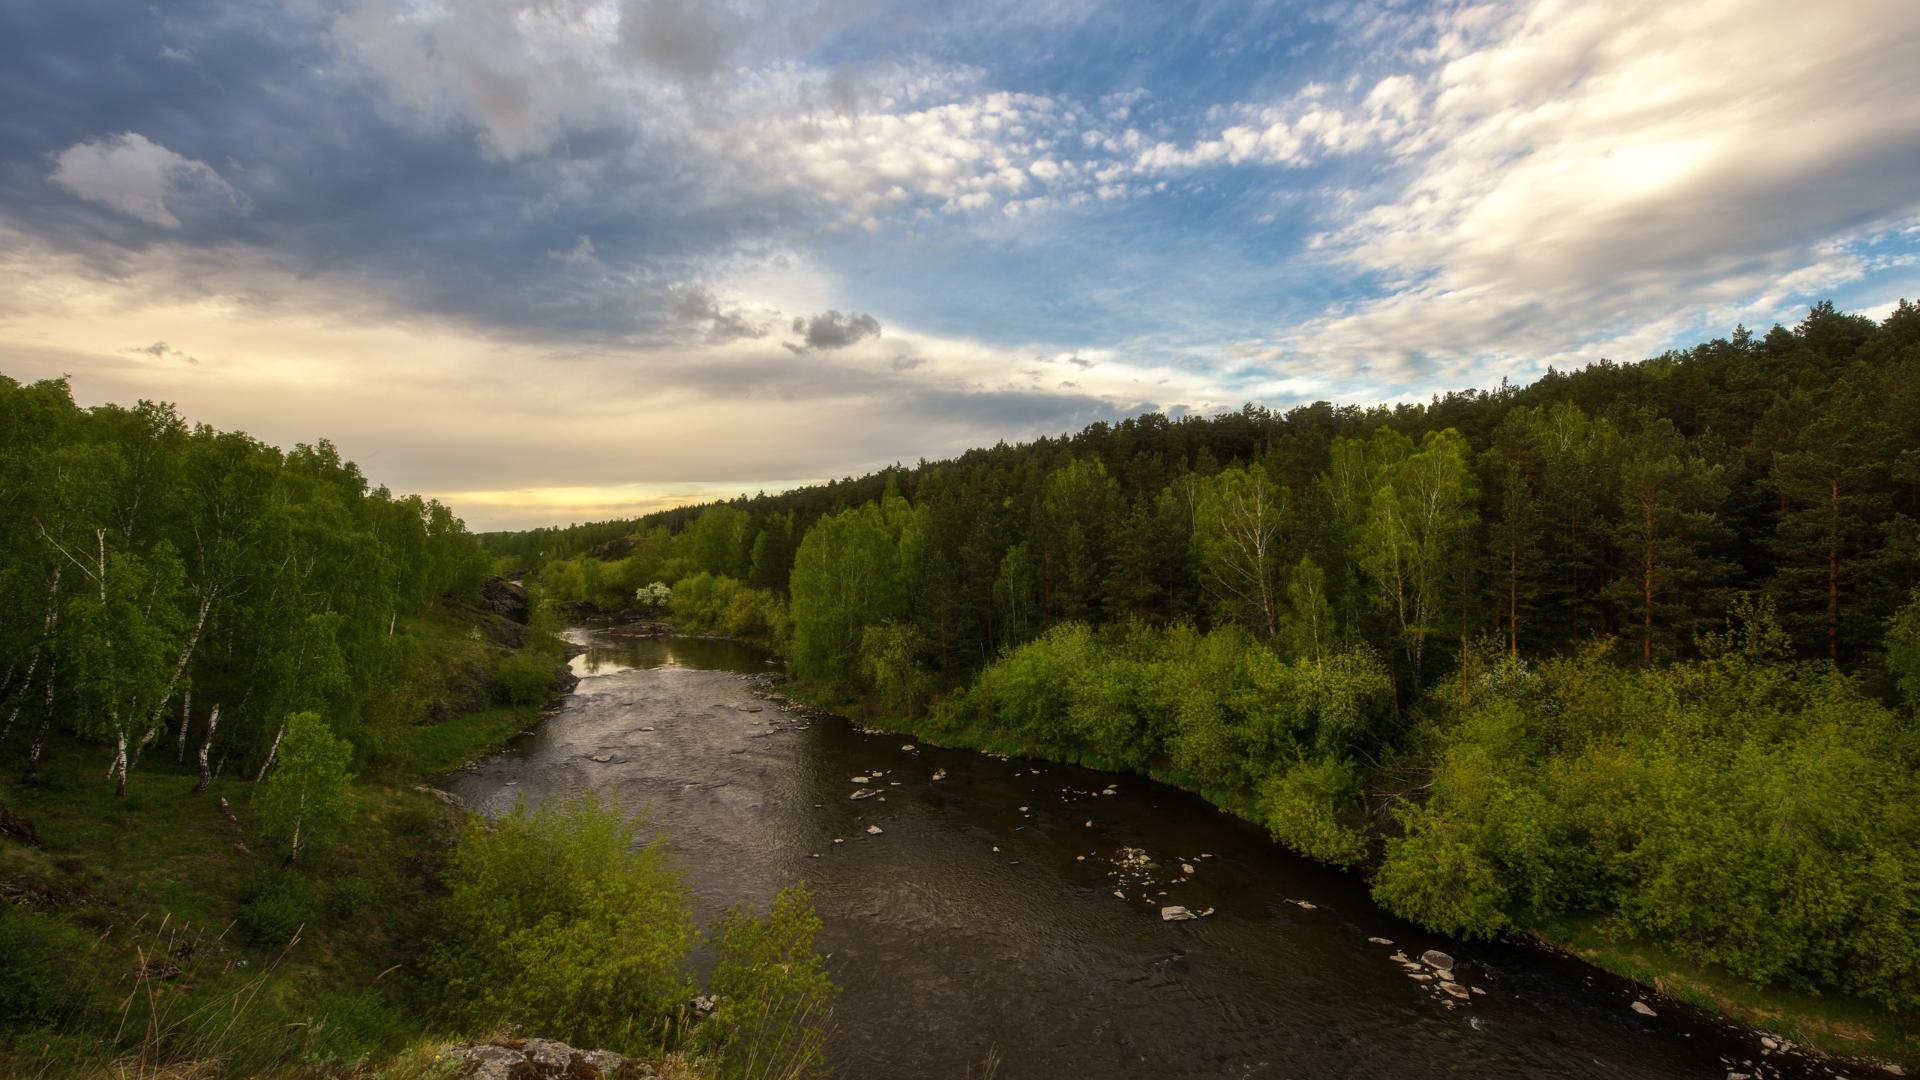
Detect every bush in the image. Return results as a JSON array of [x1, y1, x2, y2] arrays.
[[496, 651, 555, 706], [0, 905, 95, 1032], [696, 884, 838, 1080], [239, 866, 321, 946], [424, 795, 695, 1053], [253, 712, 356, 863]]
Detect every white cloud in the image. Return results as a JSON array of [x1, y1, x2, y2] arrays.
[[48, 133, 243, 228], [1265, 0, 1920, 380]]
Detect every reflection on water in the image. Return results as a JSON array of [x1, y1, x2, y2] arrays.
[[568, 630, 773, 677]]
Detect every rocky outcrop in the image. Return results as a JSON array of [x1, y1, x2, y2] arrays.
[[447, 1038, 664, 1079], [480, 577, 532, 624]]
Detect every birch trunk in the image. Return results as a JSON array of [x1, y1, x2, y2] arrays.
[[254, 720, 286, 783], [0, 654, 35, 743], [111, 724, 128, 797], [130, 594, 211, 768], [194, 703, 221, 794], [3, 569, 61, 743], [176, 690, 191, 764], [21, 598, 59, 784]]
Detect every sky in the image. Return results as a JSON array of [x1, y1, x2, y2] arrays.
[[2, 0, 1918, 531]]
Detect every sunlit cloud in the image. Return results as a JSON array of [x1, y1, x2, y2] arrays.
[[2, 0, 1918, 529]]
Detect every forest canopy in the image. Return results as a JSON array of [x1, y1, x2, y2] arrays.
[[494, 300, 1920, 1014]]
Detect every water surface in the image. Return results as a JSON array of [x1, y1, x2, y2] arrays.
[[445, 627, 1820, 1079]]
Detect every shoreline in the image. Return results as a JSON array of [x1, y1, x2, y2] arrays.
[[736, 652, 1917, 1076]]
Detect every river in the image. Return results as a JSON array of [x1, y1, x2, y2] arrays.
[[443, 626, 1824, 1079]]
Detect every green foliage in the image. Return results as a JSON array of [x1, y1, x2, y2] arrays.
[[424, 795, 696, 1053], [789, 494, 924, 687], [495, 650, 556, 706], [0, 904, 95, 1032], [253, 711, 356, 862], [1889, 588, 1920, 712], [670, 572, 791, 648], [696, 884, 839, 1080], [239, 864, 322, 946]]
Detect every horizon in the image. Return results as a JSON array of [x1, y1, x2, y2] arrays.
[[3, 0, 1918, 530]]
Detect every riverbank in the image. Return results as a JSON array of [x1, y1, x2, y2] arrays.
[[0, 602, 613, 1076], [758, 670, 1918, 1075]]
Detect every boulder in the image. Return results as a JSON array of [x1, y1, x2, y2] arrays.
[[1630, 1000, 1657, 1017], [449, 1038, 656, 1079], [1420, 949, 1455, 972], [478, 577, 531, 624]]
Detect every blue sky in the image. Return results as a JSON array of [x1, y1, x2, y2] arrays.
[[2, 0, 1918, 528]]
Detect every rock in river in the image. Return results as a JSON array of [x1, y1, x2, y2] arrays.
[[1420, 949, 1455, 972]]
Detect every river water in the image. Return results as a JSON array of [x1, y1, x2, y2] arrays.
[[443, 627, 1826, 1079]]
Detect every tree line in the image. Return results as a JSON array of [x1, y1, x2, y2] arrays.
[[503, 300, 1920, 1012], [0, 376, 491, 794]]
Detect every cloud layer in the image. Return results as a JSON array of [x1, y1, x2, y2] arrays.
[[1, 0, 1917, 528]]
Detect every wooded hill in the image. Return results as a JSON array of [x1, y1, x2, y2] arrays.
[[497, 300, 1920, 1024]]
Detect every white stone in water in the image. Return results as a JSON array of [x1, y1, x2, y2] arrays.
[[832, 838, 844, 844], [1076, 855, 1086, 861], [1368, 937, 1395, 945], [1181, 863, 1196, 875], [1114, 890, 1126, 900], [1421, 949, 1455, 972], [851, 776, 869, 783], [1630, 1001, 1657, 1017], [1160, 905, 1197, 921], [1084, 820, 1094, 827], [901, 744, 916, 751], [866, 825, 883, 835], [932, 769, 947, 781]]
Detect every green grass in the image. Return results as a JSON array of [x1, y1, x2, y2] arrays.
[[363, 704, 541, 778], [1539, 915, 1920, 1068], [0, 606, 574, 1077]]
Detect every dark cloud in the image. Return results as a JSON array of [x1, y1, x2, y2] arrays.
[[618, 0, 750, 82], [784, 309, 881, 353], [0, 1, 805, 345], [666, 283, 767, 342], [131, 341, 198, 365]]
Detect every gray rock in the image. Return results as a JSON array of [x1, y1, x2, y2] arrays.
[[450, 1037, 653, 1079], [1421, 949, 1455, 972], [478, 577, 531, 624], [1161, 905, 1198, 921], [1631, 1000, 1657, 1017]]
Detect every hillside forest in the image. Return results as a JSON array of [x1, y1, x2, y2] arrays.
[[491, 301, 1920, 1018]]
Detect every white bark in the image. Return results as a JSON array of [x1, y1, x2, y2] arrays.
[[4, 569, 61, 744], [176, 689, 191, 764], [131, 594, 211, 768], [194, 704, 221, 794], [254, 720, 286, 784], [111, 726, 128, 797]]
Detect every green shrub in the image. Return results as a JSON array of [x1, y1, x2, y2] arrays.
[[496, 651, 555, 706], [239, 866, 321, 946], [423, 795, 695, 1053], [0, 905, 95, 1032], [253, 711, 357, 863], [696, 884, 838, 1080]]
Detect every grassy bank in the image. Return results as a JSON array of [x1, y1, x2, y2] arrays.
[[0, 605, 568, 1077]]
